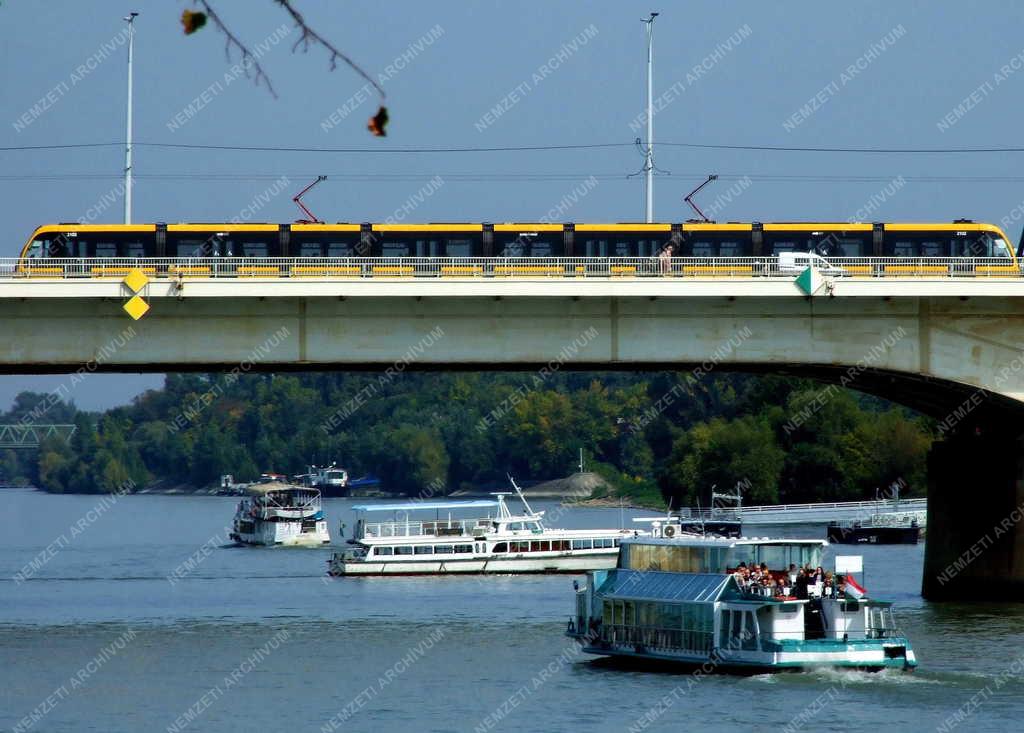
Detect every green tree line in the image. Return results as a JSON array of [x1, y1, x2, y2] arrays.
[[3, 371, 933, 507]]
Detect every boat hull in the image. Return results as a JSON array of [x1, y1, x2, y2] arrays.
[[826, 524, 920, 545], [574, 637, 917, 673], [328, 551, 619, 576], [232, 520, 331, 547]]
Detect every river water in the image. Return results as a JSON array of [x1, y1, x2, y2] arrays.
[[2, 488, 1023, 733]]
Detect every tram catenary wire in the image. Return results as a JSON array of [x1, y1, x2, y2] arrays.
[[4, 173, 1024, 184], [6, 140, 1024, 154]]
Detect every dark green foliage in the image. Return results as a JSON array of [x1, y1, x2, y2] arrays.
[[10, 371, 935, 504]]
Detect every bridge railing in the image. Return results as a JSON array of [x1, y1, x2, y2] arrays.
[[1, 256, 1020, 279], [681, 497, 928, 520]]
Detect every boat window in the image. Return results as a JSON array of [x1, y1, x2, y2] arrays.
[[742, 612, 758, 650], [374, 546, 393, 556], [613, 538, 620, 547], [552, 540, 570, 551], [492, 542, 508, 553], [603, 601, 613, 625], [526, 522, 541, 532], [394, 546, 413, 555], [433, 545, 454, 554], [454, 544, 472, 553], [414, 545, 433, 555], [624, 601, 635, 626], [540, 541, 550, 551], [530, 541, 540, 552], [571, 540, 584, 550], [508, 522, 524, 531], [582, 539, 593, 549]]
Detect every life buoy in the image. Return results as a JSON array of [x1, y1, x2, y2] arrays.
[[663, 525, 676, 538]]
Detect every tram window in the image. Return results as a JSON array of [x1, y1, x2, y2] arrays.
[[126, 241, 146, 259], [582, 239, 609, 257], [892, 241, 915, 258], [501, 240, 525, 257], [990, 234, 1012, 258], [690, 241, 714, 257], [833, 237, 867, 257], [25, 237, 47, 258], [95, 242, 117, 258], [299, 242, 322, 257], [770, 241, 797, 254], [327, 242, 353, 257], [531, 241, 552, 257], [446, 239, 472, 257], [492, 542, 508, 553], [413, 545, 432, 555], [394, 546, 413, 555], [919, 241, 943, 257], [382, 241, 411, 257], [174, 239, 211, 257], [413, 239, 440, 257], [240, 241, 268, 257], [718, 240, 742, 257], [374, 546, 393, 556]]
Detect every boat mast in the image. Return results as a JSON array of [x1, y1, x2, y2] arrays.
[[507, 475, 537, 517]]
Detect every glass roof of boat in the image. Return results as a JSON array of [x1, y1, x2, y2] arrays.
[[351, 500, 499, 512], [596, 570, 738, 603]]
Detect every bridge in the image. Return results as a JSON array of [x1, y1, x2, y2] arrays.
[[685, 497, 929, 526], [3, 255, 1024, 600], [0, 424, 77, 449]]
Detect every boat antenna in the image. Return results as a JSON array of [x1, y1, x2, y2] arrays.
[[293, 175, 326, 223], [683, 174, 718, 222], [507, 474, 537, 517]]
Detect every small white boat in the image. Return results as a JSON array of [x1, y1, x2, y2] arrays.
[[230, 484, 331, 547], [568, 534, 917, 672], [327, 480, 643, 576]]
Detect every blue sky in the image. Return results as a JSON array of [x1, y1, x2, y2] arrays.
[[2, 0, 1024, 410]]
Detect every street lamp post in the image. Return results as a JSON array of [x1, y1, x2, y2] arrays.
[[124, 12, 138, 225], [642, 12, 659, 224]]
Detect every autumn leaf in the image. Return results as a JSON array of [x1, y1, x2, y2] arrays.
[[367, 106, 389, 137], [181, 9, 208, 35]]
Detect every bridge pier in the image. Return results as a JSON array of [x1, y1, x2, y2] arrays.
[[922, 428, 1024, 600]]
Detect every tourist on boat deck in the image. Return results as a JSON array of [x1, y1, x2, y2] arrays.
[[794, 569, 809, 599], [788, 563, 798, 585]]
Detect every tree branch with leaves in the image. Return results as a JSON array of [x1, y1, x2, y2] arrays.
[[181, 0, 389, 135]]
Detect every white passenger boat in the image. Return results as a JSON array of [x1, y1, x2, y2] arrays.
[[326, 483, 643, 576], [230, 485, 331, 547], [568, 534, 917, 672]]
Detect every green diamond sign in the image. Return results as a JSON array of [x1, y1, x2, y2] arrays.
[[795, 266, 823, 296]]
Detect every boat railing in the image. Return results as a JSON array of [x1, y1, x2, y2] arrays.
[[600, 620, 904, 654], [361, 517, 492, 539], [680, 496, 928, 521]]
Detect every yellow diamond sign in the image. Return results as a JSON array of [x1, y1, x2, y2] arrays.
[[123, 268, 149, 293], [123, 294, 150, 321]]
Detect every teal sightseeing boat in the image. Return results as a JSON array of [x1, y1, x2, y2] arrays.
[[567, 535, 916, 672]]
